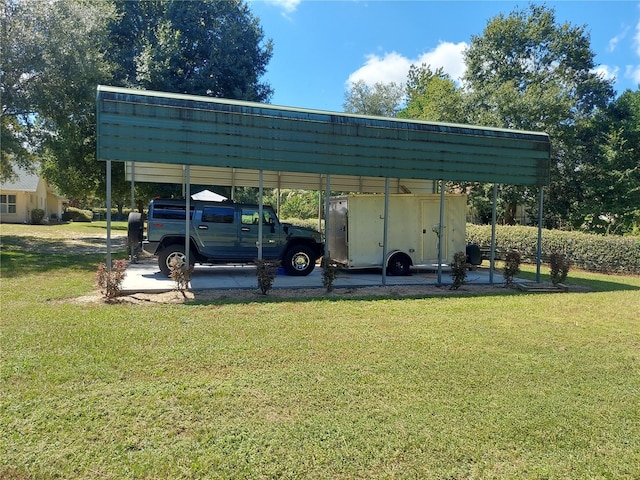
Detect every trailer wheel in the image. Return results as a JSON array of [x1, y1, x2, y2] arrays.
[[283, 245, 315, 276], [387, 253, 411, 276], [158, 245, 194, 277], [127, 212, 143, 249]]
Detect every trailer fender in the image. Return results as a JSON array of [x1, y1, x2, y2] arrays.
[[386, 250, 413, 276]]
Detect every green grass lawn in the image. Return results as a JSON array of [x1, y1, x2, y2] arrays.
[[1, 224, 639, 479]]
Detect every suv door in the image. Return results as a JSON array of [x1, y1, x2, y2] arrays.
[[193, 205, 238, 260], [238, 206, 284, 260]]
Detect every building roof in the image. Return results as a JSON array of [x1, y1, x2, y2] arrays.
[[0, 167, 40, 192]]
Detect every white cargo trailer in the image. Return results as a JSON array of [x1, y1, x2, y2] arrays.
[[328, 194, 467, 275]]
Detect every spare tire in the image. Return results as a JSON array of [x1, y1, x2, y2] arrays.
[[127, 212, 143, 249]]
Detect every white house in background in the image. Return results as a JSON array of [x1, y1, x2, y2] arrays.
[[0, 167, 68, 224]]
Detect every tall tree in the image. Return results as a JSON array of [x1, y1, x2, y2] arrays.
[[107, 0, 273, 102], [578, 89, 640, 234], [462, 4, 615, 227], [398, 64, 465, 123], [1, 0, 114, 183], [343, 80, 404, 117], [3, 0, 275, 204], [107, 0, 274, 211]]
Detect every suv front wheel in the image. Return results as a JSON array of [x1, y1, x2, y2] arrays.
[[158, 245, 194, 277], [283, 245, 315, 276]]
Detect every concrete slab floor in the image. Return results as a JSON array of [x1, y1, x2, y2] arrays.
[[120, 257, 508, 294]]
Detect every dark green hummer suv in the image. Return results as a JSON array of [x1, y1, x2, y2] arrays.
[[128, 199, 324, 277]]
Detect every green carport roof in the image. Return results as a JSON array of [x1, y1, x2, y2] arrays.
[[96, 85, 550, 188]]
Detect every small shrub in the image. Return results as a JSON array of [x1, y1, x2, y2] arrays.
[[549, 252, 571, 285], [30, 208, 45, 224], [96, 259, 127, 300], [321, 258, 341, 293], [503, 250, 521, 286], [450, 251, 468, 290], [255, 259, 280, 295], [169, 258, 193, 297]]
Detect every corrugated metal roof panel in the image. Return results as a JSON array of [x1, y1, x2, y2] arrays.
[[97, 85, 550, 187], [123, 162, 436, 193]]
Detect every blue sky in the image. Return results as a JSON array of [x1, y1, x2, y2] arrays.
[[248, 0, 640, 112]]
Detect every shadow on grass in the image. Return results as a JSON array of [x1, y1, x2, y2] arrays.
[[81, 221, 128, 232], [184, 268, 640, 306], [0, 235, 125, 278], [517, 269, 640, 293], [186, 287, 524, 306]]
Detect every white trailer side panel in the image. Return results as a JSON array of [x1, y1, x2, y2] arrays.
[[328, 194, 466, 269]]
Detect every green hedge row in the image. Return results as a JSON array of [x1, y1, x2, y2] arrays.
[[91, 208, 137, 220], [62, 207, 93, 222], [281, 217, 324, 231], [466, 225, 640, 275]]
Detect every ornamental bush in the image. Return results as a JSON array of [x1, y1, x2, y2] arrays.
[[169, 258, 193, 297], [449, 251, 468, 290], [321, 257, 341, 293], [549, 252, 571, 285], [255, 259, 280, 295], [30, 208, 45, 224], [96, 259, 127, 300], [503, 250, 522, 286]]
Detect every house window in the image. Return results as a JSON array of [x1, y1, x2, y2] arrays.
[[0, 194, 17, 214]]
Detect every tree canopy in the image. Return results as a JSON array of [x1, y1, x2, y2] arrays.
[[1, 0, 114, 182], [342, 5, 637, 234], [3, 2, 637, 234], [397, 65, 464, 122], [462, 4, 617, 229], [343, 80, 405, 117], [107, 0, 273, 101], [2, 0, 273, 207]]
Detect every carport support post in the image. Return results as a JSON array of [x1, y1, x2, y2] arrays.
[[324, 174, 331, 261], [437, 180, 445, 286], [185, 165, 190, 270], [106, 160, 112, 270], [257, 170, 263, 260], [536, 187, 544, 283], [130, 162, 136, 262], [130, 162, 135, 211], [382, 177, 390, 286], [489, 183, 498, 284]]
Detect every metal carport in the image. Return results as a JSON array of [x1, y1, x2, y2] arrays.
[[96, 85, 551, 284]]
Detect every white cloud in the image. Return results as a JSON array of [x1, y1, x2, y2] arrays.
[[263, 0, 301, 14], [608, 29, 626, 53], [594, 64, 619, 82], [625, 64, 640, 85], [346, 42, 467, 88], [620, 12, 640, 88], [347, 51, 412, 86], [415, 42, 468, 83]]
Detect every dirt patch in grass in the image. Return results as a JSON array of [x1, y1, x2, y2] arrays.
[[71, 281, 591, 305]]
